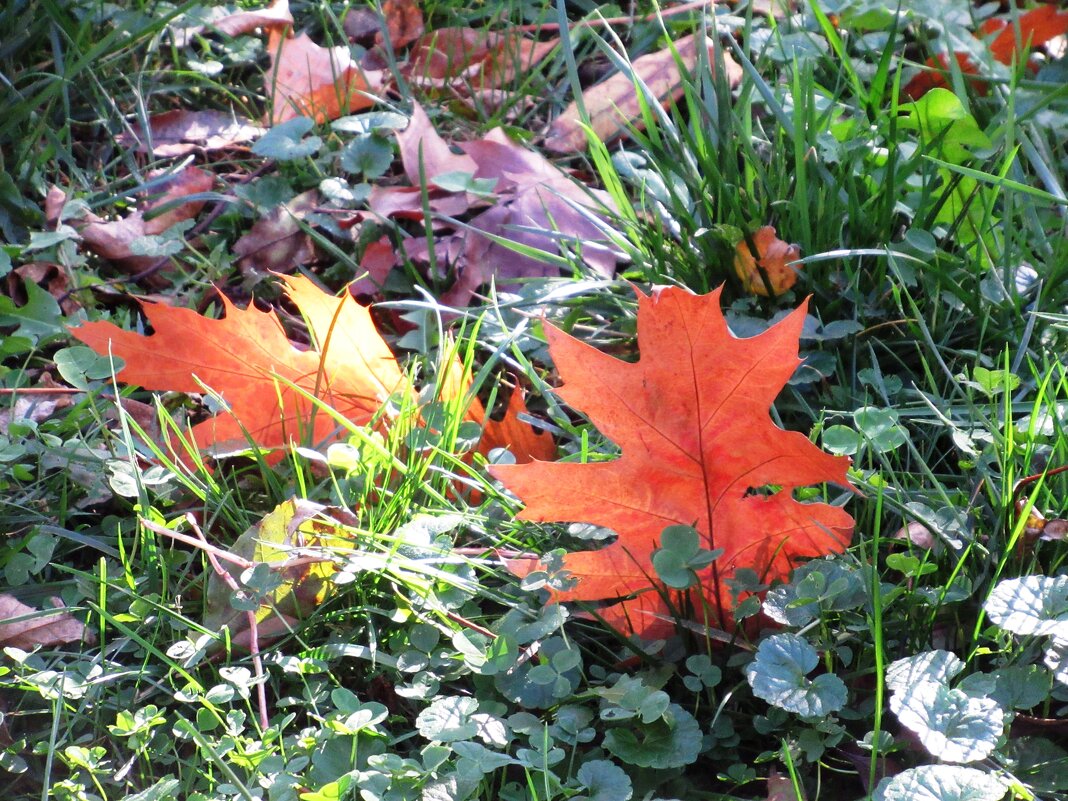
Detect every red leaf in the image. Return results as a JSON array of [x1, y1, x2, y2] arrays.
[[70, 276, 407, 462], [491, 286, 855, 638]]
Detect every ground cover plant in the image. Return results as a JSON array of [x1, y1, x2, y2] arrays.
[[1, 0, 1067, 799]]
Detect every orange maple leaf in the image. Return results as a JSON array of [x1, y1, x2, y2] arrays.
[[70, 275, 407, 462], [490, 286, 855, 639]]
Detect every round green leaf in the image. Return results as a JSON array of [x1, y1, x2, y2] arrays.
[[746, 633, 846, 716], [874, 765, 1007, 801], [889, 681, 1002, 763], [984, 575, 1068, 638], [576, 759, 633, 801], [252, 117, 322, 161], [603, 704, 701, 769]]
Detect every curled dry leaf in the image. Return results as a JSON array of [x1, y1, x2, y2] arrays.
[[119, 110, 266, 157], [0, 594, 93, 649], [234, 189, 319, 275], [733, 226, 801, 296], [213, 0, 293, 37], [544, 33, 742, 154], [491, 286, 855, 639], [68, 166, 214, 278], [267, 29, 382, 123], [71, 275, 408, 463]]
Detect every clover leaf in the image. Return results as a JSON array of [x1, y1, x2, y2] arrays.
[[746, 633, 846, 716]]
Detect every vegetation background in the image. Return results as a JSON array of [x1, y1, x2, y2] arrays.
[[0, 0, 1066, 799]]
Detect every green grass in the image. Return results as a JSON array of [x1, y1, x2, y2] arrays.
[[2, 0, 1068, 799]]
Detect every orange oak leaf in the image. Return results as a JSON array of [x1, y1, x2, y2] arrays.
[[70, 275, 407, 463], [733, 226, 801, 296], [267, 29, 382, 123], [490, 286, 855, 639], [439, 357, 556, 463], [904, 5, 1068, 99]]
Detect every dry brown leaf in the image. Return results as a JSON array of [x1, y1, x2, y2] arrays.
[[352, 236, 397, 294], [119, 110, 265, 157], [267, 29, 383, 124], [406, 27, 558, 96], [378, 0, 424, 50], [234, 189, 319, 275], [733, 226, 801, 296], [213, 0, 293, 37], [544, 33, 742, 154], [70, 166, 214, 277], [397, 101, 478, 186], [379, 102, 620, 306], [0, 594, 93, 649]]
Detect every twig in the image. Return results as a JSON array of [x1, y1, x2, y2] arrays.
[[184, 513, 271, 732]]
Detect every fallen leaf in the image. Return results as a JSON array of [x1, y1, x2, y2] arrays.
[[70, 275, 408, 462], [381, 103, 620, 306], [0, 594, 93, 649], [267, 28, 382, 123], [766, 767, 807, 801], [65, 167, 214, 277], [377, 0, 424, 50], [234, 189, 319, 275], [204, 497, 358, 647], [490, 286, 855, 638], [904, 5, 1068, 99], [440, 357, 555, 463], [213, 0, 293, 37], [396, 101, 479, 187], [733, 226, 801, 296], [545, 33, 742, 154], [119, 110, 266, 157], [6, 261, 80, 315], [405, 27, 559, 95], [352, 236, 397, 294], [0, 394, 63, 435]]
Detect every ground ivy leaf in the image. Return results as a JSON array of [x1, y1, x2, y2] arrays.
[[416, 696, 479, 742], [886, 650, 964, 695], [984, 575, 1068, 638], [873, 765, 1007, 801], [252, 117, 322, 160], [602, 703, 701, 769], [746, 633, 846, 716], [576, 759, 633, 801], [889, 681, 1003, 763]]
